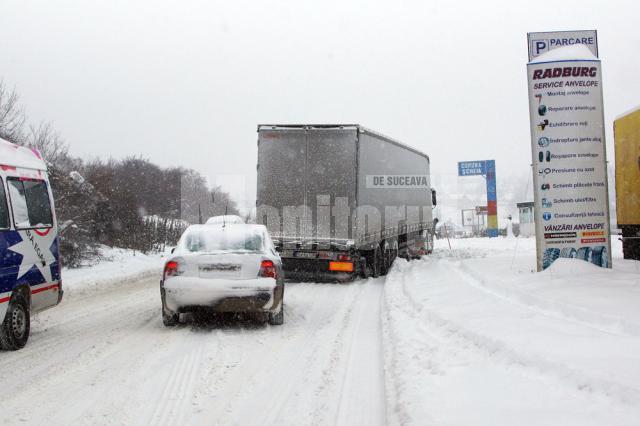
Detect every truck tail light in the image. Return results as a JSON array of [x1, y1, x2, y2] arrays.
[[164, 261, 180, 280], [259, 260, 277, 278], [329, 261, 354, 272]]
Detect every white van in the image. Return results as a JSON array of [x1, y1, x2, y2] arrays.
[[0, 137, 62, 350]]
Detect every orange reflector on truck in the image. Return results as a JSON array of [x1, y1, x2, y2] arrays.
[[329, 261, 354, 272]]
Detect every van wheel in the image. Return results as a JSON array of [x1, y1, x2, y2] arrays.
[[269, 303, 284, 325], [0, 294, 30, 351]]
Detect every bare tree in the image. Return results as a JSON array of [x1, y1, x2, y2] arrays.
[[0, 79, 25, 143], [27, 121, 68, 163]]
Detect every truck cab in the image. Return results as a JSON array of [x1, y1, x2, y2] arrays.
[[0, 137, 62, 350], [614, 108, 640, 260]]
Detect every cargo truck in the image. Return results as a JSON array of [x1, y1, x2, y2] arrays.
[[256, 124, 436, 281], [614, 108, 640, 260]]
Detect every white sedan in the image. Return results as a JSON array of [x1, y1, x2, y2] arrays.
[[160, 224, 284, 325]]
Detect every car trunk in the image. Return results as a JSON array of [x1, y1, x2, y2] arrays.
[[178, 253, 264, 281]]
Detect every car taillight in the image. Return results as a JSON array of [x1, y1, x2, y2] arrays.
[[164, 260, 180, 280], [259, 260, 277, 278], [337, 253, 351, 261]]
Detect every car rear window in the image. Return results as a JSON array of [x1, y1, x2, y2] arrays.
[[0, 179, 8, 229], [178, 226, 265, 253], [8, 178, 53, 228]]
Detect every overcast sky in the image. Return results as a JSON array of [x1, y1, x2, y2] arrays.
[[1, 0, 639, 213]]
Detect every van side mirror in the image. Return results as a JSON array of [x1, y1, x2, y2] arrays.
[[431, 188, 437, 206]]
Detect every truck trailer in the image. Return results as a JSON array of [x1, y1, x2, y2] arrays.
[[614, 108, 640, 260], [256, 124, 436, 281]]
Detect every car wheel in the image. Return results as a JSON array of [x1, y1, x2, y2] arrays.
[[268, 303, 284, 325], [162, 311, 179, 327], [0, 293, 30, 351]]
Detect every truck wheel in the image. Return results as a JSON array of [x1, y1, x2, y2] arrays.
[[392, 241, 399, 263], [622, 226, 640, 261], [371, 246, 382, 278], [360, 258, 370, 279], [0, 294, 30, 351], [381, 241, 392, 275]]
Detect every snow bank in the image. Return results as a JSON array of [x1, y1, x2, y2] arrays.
[[61, 246, 165, 297], [382, 237, 640, 424]]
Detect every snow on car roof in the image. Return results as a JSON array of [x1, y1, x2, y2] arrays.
[[187, 223, 266, 233], [205, 215, 245, 225], [0, 137, 47, 171], [178, 223, 269, 253]]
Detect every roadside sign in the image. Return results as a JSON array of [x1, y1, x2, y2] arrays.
[[526, 31, 612, 271], [457, 161, 486, 176], [527, 30, 598, 62], [462, 209, 474, 226]]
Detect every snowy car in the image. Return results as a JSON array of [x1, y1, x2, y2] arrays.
[[160, 223, 284, 325], [205, 215, 244, 225]]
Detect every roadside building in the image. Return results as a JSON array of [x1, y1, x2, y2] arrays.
[[517, 202, 535, 237]]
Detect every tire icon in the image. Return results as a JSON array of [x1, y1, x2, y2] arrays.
[[543, 248, 560, 269], [576, 247, 591, 261], [590, 246, 608, 267]]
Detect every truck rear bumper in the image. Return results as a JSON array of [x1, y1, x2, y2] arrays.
[[282, 258, 358, 282]]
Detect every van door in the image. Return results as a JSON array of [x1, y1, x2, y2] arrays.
[[6, 177, 58, 312], [0, 177, 14, 319]]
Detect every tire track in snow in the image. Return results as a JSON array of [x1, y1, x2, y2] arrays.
[[262, 282, 361, 425], [0, 283, 167, 424], [239, 282, 365, 425], [334, 278, 386, 426], [150, 338, 205, 425], [190, 283, 345, 425], [0, 285, 159, 399]]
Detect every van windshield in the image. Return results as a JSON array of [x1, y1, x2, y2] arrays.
[[8, 179, 53, 228], [177, 226, 265, 254]]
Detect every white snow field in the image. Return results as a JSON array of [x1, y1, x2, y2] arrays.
[[1, 238, 639, 425]]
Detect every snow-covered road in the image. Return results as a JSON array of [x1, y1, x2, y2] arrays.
[[2, 238, 640, 425], [0, 273, 387, 425]]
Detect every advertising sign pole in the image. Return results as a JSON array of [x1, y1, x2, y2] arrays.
[[526, 30, 612, 271], [485, 160, 498, 237], [458, 160, 499, 237]]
